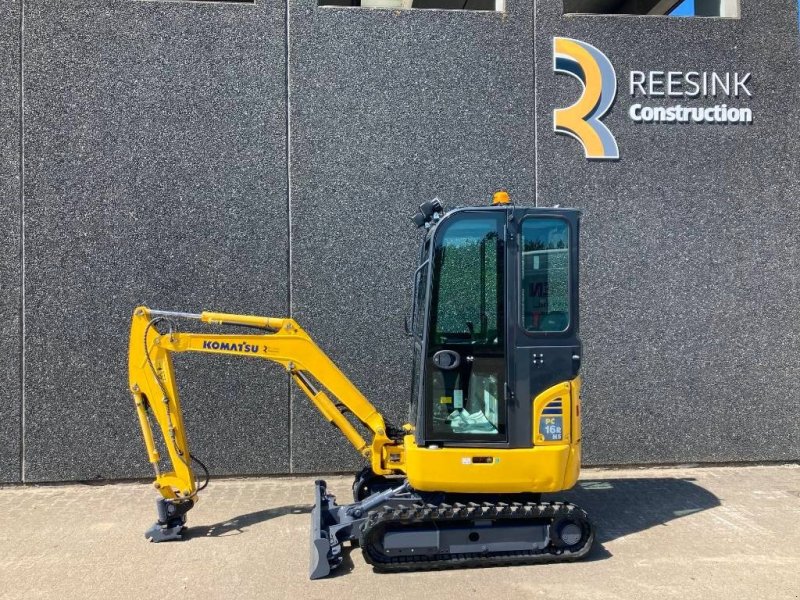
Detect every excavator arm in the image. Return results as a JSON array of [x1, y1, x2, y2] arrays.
[[128, 306, 401, 541]]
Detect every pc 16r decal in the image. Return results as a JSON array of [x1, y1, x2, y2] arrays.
[[553, 37, 619, 161]]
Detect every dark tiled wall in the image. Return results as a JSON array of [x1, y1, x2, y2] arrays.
[[1, 0, 798, 482], [0, 0, 21, 483], [21, 0, 289, 481]]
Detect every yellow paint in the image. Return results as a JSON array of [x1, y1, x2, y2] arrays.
[[404, 440, 578, 493], [553, 37, 611, 159], [533, 380, 572, 445]]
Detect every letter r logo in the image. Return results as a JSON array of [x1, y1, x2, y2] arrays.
[[553, 37, 619, 160]]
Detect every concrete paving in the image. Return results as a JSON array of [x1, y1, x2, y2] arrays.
[[0, 464, 798, 600]]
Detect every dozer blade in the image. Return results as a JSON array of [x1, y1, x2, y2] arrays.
[[309, 480, 344, 580], [308, 478, 411, 579], [309, 527, 332, 579]]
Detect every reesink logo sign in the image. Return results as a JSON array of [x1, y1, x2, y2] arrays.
[[553, 37, 619, 161], [553, 37, 754, 161]]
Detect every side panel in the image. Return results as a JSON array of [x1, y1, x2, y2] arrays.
[[23, 0, 289, 481], [0, 0, 21, 483], [405, 442, 572, 493]]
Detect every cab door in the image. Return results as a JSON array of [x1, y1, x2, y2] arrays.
[[418, 210, 508, 446]]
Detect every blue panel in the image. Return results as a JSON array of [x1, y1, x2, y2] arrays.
[[670, 0, 695, 16]]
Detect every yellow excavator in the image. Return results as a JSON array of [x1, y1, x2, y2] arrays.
[[128, 192, 593, 578]]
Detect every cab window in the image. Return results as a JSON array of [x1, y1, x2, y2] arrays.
[[521, 218, 570, 332]]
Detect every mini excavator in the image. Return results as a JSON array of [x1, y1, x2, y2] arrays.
[[128, 192, 593, 579]]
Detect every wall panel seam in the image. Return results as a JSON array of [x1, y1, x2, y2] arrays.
[[533, 0, 538, 207], [18, 0, 26, 483], [285, 0, 294, 473]]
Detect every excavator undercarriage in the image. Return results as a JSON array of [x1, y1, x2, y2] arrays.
[[311, 479, 594, 579]]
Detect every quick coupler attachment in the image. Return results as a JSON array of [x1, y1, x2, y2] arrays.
[[145, 498, 194, 542]]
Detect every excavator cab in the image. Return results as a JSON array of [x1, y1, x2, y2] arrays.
[[409, 201, 580, 454]]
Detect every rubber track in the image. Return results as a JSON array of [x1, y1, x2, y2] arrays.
[[359, 500, 594, 573]]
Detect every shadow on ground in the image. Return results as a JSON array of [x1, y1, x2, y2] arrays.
[[551, 477, 721, 558], [182, 477, 721, 565], [185, 505, 311, 538]]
